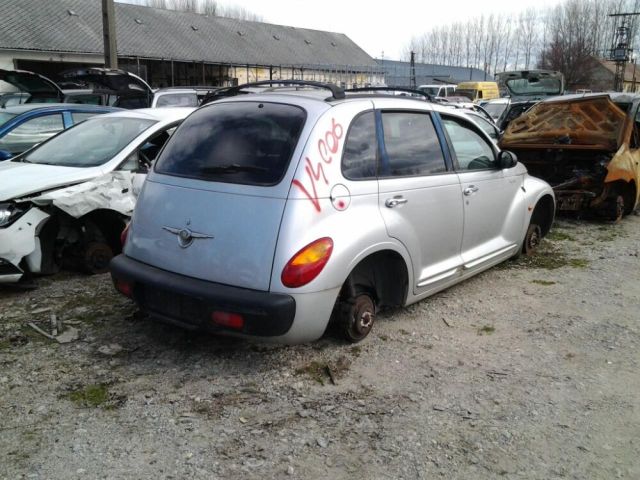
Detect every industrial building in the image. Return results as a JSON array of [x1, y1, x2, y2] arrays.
[[0, 0, 383, 88]]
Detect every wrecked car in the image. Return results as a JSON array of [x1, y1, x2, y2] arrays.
[[0, 104, 117, 159], [493, 70, 565, 131], [500, 93, 640, 220], [110, 80, 554, 345], [60, 67, 154, 109], [0, 107, 195, 285]]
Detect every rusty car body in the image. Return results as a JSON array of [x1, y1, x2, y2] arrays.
[[499, 93, 640, 220]]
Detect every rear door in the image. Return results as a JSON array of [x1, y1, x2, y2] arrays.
[[440, 114, 524, 270], [376, 108, 464, 295]]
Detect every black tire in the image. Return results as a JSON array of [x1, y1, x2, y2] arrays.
[[523, 223, 542, 256], [83, 242, 113, 274], [613, 194, 625, 223], [339, 294, 376, 343]]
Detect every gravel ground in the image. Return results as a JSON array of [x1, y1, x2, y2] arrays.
[[1, 216, 639, 480]]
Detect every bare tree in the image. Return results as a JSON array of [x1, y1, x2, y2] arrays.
[[141, 0, 262, 21]]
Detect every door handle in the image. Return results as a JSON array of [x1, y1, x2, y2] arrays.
[[385, 196, 408, 208], [463, 185, 479, 196]]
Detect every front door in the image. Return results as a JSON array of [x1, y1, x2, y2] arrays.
[[376, 110, 464, 295], [440, 115, 524, 271]]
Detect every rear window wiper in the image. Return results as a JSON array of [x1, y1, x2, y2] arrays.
[[201, 164, 268, 174]]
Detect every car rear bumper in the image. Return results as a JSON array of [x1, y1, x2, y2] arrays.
[[110, 254, 296, 337]]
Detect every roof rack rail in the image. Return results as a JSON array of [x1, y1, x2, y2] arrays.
[[201, 80, 345, 104], [345, 87, 433, 101]]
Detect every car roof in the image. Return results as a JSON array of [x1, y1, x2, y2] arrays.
[[98, 107, 196, 122], [1, 103, 119, 114]]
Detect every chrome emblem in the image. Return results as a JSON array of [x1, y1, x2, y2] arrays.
[[162, 225, 214, 248]]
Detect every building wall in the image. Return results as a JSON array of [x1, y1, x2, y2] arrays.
[[1, 49, 385, 90]]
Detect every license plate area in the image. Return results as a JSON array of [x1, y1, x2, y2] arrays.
[[142, 287, 205, 325]]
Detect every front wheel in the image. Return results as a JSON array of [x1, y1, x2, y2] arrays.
[[338, 294, 376, 343], [522, 223, 542, 256]]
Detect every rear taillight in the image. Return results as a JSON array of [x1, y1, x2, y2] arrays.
[[120, 223, 130, 248], [114, 279, 134, 298], [281, 237, 333, 288], [211, 311, 245, 330]]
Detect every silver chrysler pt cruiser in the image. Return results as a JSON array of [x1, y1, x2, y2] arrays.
[[110, 82, 555, 344]]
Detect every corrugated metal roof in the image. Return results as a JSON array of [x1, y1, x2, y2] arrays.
[[0, 0, 377, 68], [377, 60, 489, 87]]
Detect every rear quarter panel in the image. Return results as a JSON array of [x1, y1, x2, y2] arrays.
[[271, 100, 414, 296]]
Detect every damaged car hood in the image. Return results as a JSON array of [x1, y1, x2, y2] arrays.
[[0, 161, 103, 201], [500, 95, 626, 151]]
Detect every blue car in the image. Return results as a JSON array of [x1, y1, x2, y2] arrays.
[[0, 104, 119, 159]]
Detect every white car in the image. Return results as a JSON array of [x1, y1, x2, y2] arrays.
[[0, 107, 195, 285]]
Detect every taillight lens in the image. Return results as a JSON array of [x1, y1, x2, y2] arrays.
[[120, 223, 130, 248], [211, 311, 245, 330], [114, 279, 134, 298], [281, 237, 333, 288]]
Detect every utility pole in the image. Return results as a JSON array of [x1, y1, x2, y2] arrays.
[[102, 0, 118, 68], [410, 51, 416, 89], [609, 12, 640, 92]]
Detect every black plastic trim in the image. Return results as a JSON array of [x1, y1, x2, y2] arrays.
[[110, 254, 296, 337]]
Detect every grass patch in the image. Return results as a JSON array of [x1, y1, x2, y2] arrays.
[[295, 357, 351, 385], [478, 325, 495, 336], [67, 384, 110, 408], [531, 280, 556, 286], [547, 230, 576, 242], [504, 240, 590, 270], [568, 258, 589, 268]]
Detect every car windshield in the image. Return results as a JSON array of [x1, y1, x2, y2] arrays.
[[22, 116, 156, 167], [0, 112, 17, 127], [156, 93, 198, 107], [419, 86, 440, 96], [483, 102, 508, 119], [155, 101, 306, 186], [456, 89, 477, 100], [506, 77, 562, 96]]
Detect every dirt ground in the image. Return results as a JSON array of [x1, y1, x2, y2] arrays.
[[1, 216, 639, 480]]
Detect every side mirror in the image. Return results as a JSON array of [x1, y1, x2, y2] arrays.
[[0, 150, 13, 161], [498, 150, 518, 169]]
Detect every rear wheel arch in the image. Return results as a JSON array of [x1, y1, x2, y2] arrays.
[[340, 249, 410, 309], [332, 249, 409, 343]]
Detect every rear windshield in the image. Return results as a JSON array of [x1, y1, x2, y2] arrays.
[[155, 101, 306, 186]]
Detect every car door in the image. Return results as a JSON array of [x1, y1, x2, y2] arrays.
[[376, 109, 464, 295], [440, 114, 524, 271]]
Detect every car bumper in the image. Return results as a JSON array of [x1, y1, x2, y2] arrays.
[[110, 254, 297, 337], [0, 207, 50, 283]]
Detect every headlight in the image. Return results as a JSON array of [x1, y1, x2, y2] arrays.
[[0, 203, 28, 228]]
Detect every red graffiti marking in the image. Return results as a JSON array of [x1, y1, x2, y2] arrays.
[[292, 118, 343, 212]]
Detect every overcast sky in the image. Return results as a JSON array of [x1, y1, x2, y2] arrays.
[[215, 0, 561, 60]]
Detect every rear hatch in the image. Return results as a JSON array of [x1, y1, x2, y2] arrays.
[[500, 95, 626, 151], [496, 70, 564, 100], [60, 68, 153, 108], [0, 69, 63, 102], [125, 100, 309, 291]]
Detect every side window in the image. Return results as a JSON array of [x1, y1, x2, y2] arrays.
[[380, 112, 446, 177], [0, 114, 64, 154], [72, 112, 100, 124], [472, 115, 499, 141], [119, 125, 178, 171], [342, 111, 377, 180], [442, 117, 497, 171]]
